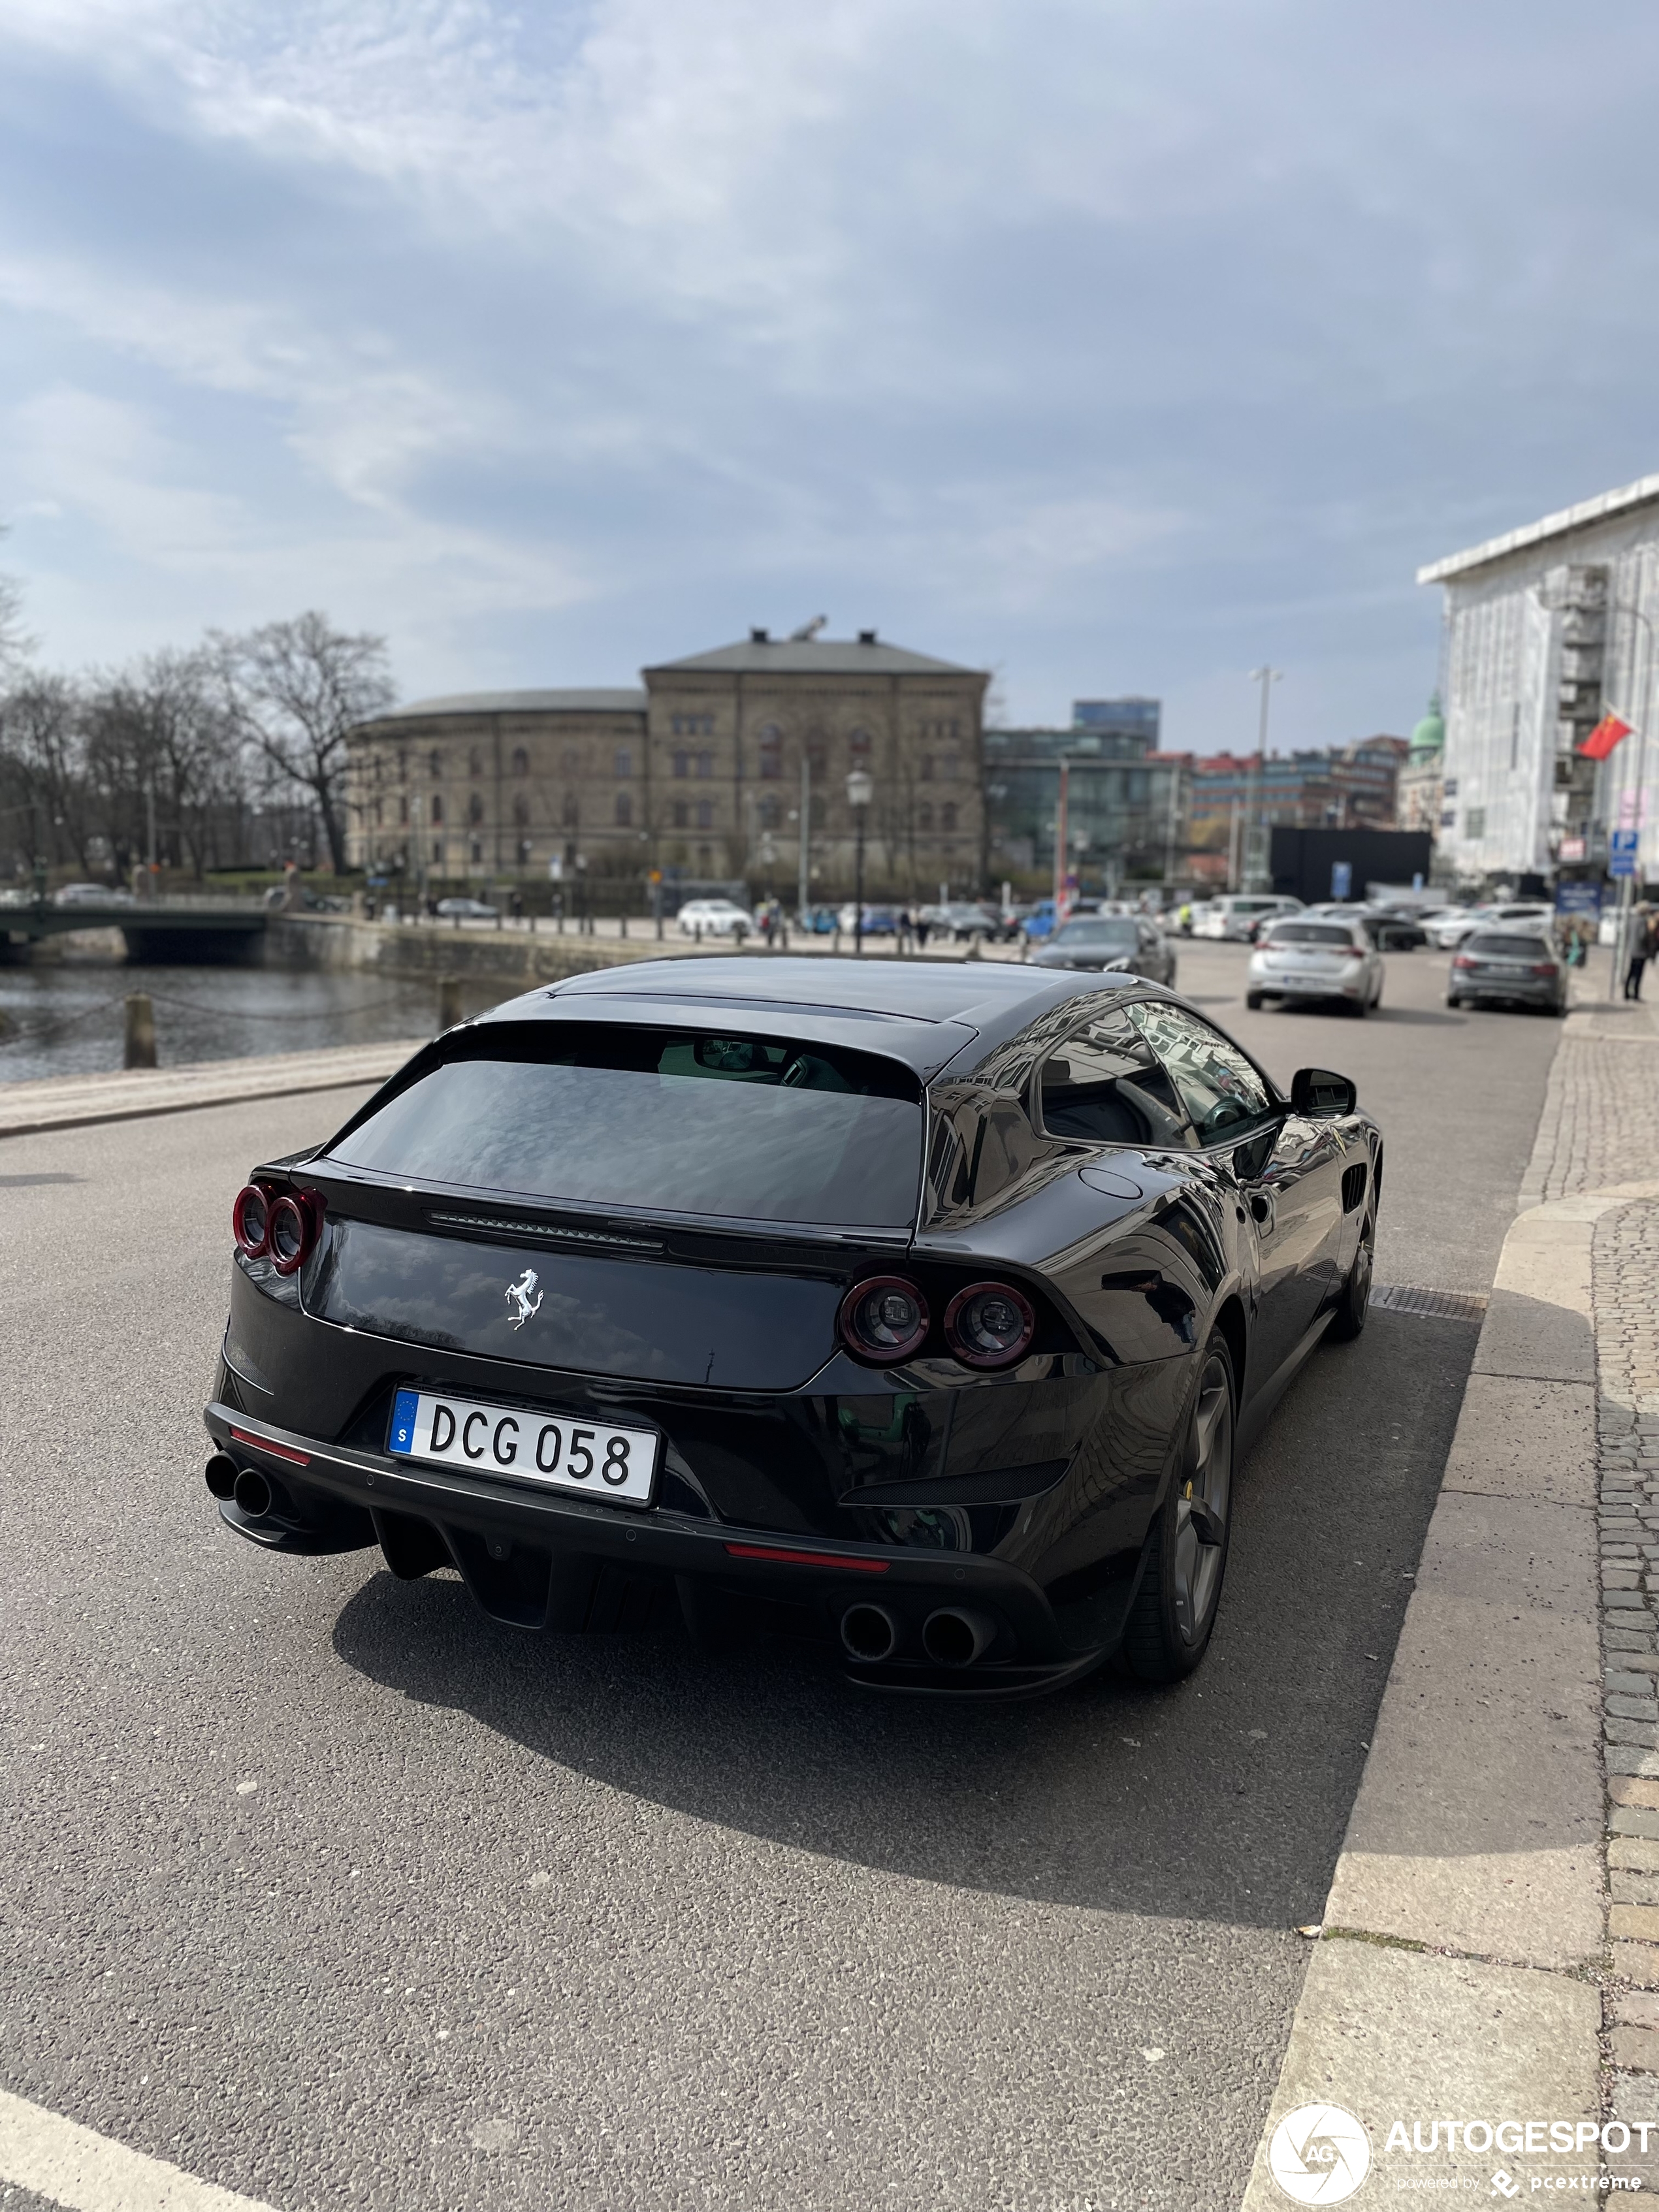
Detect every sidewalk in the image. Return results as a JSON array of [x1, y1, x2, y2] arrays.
[[0, 1040, 426, 1139], [1243, 984, 1659, 2204]]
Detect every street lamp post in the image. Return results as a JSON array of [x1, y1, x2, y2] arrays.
[[1245, 666, 1282, 893], [846, 767, 873, 956]]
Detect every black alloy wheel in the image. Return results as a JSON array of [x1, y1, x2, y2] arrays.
[[1327, 1209, 1375, 1342], [1123, 1333, 1236, 1682]]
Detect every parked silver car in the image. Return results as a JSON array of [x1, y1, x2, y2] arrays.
[[1446, 929, 1567, 1016], [1246, 918, 1384, 1017]]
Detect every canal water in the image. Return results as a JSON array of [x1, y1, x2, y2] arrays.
[[0, 957, 479, 1084]]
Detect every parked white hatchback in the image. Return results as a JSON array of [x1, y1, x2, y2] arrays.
[[1193, 893, 1305, 941], [1246, 916, 1384, 1017], [675, 898, 755, 938]]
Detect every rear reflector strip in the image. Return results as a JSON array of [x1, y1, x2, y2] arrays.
[[230, 1427, 311, 1467], [723, 1542, 889, 1575]]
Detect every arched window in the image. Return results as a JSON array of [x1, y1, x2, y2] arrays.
[[672, 750, 689, 779], [695, 799, 714, 829], [470, 838, 483, 863], [517, 837, 532, 865], [758, 723, 782, 780], [759, 795, 782, 829], [615, 747, 633, 779], [468, 748, 484, 779], [397, 795, 409, 825], [562, 794, 579, 827], [615, 792, 633, 827], [432, 838, 443, 863], [941, 803, 958, 833], [511, 793, 530, 829], [511, 746, 529, 778], [430, 793, 444, 825], [696, 750, 714, 780], [429, 750, 444, 780], [848, 728, 872, 762], [468, 791, 484, 825], [917, 802, 934, 832]]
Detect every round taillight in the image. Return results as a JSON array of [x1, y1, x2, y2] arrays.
[[267, 1191, 320, 1275], [944, 1280, 1036, 1369], [837, 1275, 929, 1364], [232, 1183, 270, 1257]]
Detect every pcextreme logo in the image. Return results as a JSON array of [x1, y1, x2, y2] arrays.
[[1268, 2104, 1373, 2204]]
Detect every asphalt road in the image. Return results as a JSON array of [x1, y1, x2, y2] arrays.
[[0, 947, 1560, 2212]]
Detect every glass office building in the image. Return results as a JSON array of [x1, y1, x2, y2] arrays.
[[984, 699, 1181, 888]]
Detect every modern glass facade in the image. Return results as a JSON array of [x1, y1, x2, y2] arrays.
[[984, 702, 1181, 887]]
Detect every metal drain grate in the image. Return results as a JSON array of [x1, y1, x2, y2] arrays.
[[1369, 1283, 1489, 1323]]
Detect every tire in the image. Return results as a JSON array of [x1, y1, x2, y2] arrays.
[[1328, 1208, 1375, 1342], [1246, 992, 1263, 1010], [1123, 1334, 1236, 1682], [1348, 994, 1368, 1018], [1447, 995, 1462, 1010]]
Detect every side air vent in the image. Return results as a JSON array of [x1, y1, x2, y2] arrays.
[[1340, 1162, 1368, 1215]]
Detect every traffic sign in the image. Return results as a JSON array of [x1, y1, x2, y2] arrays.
[[1611, 828, 1639, 878]]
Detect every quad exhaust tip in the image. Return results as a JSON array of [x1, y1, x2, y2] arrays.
[[840, 1603, 899, 1663], [922, 1607, 995, 1668], [204, 1453, 238, 1501], [232, 1467, 272, 1519]]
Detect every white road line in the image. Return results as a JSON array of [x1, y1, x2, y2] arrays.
[[0, 2090, 279, 2212]]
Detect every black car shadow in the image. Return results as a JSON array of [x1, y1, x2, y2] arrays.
[[332, 1312, 1477, 1932]]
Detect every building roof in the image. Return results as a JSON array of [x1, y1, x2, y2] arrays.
[[1418, 472, 1659, 585], [643, 633, 986, 679], [366, 688, 647, 722]]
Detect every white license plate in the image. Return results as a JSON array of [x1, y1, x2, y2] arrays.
[[387, 1388, 659, 1507]]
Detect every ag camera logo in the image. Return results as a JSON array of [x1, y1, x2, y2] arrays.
[[1268, 2103, 1372, 2204]]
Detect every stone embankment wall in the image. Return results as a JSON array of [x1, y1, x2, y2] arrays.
[[265, 914, 658, 987]]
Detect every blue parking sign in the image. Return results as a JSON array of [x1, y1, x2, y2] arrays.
[[1612, 828, 1639, 878], [1330, 861, 1353, 901]]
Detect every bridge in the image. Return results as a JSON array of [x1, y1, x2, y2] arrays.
[[0, 895, 270, 964]]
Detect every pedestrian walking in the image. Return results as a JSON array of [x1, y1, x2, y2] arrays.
[[1627, 906, 1658, 1000]]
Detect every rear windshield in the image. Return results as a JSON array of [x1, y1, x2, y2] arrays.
[[326, 1023, 924, 1227], [1466, 934, 1553, 958], [1264, 923, 1356, 946]]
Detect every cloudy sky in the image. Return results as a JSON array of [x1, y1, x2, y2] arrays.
[[1, 0, 1656, 749]]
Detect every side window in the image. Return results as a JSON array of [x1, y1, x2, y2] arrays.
[[1127, 1002, 1278, 1146], [1037, 1013, 1191, 1148]]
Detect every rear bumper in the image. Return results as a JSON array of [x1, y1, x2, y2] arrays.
[[1450, 979, 1562, 1006], [203, 1401, 1107, 1698]]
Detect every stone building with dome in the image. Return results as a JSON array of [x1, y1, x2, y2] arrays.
[[1396, 694, 1447, 841], [344, 627, 990, 903]]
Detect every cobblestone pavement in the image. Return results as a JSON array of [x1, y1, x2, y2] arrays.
[[1539, 984, 1659, 2159]]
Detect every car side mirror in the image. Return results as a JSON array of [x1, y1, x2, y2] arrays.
[[1291, 1066, 1357, 1117]]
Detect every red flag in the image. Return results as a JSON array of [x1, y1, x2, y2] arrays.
[[1580, 711, 1634, 761]]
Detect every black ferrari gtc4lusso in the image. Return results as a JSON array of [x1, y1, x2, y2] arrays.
[[204, 956, 1380, 1697]]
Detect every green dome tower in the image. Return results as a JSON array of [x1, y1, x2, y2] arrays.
[[1410, 692, 1445, 763]]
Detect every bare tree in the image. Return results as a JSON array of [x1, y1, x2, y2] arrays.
[[0, 528, 34, 676], [0, 673, 91, 875], [215, 612, 395, 873]]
